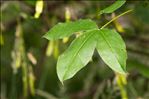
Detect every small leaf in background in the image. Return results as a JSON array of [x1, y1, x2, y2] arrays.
[[57, 30, 97, 83], [65, 7, 71, 22], [62, 7, 71, 43], [11, 51, 21, 69], [27, 52, 37, 65], [112, 13, 125, 33], [12, 21, 29, 97], [34, 0, 44, 19], [99, 0, 126, 15], [96, 28, 127, 74], [46, 41, 54, 57], [43, 19, 98, 40], [62, 37, 69, 43], [11, 23, 23, 74]]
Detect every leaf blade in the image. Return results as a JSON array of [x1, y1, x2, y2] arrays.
[[43, 19, 98, 40], [57, 29, 97, 82], [100, 0, 126, 15], [96, 28, 127, 74]]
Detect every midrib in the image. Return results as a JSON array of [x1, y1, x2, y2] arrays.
[[100, 30, 124, 71], [63, 31, 95, 80]]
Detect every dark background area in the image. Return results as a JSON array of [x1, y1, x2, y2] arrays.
[[1, 0, 149, 99]]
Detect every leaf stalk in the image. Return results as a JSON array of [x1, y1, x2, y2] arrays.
[[101, 9, 133, 29]]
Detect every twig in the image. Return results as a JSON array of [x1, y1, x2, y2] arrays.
[[101, 9, 133, 29]]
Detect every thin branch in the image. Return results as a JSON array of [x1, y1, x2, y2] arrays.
[[101, 9, 133, 29]]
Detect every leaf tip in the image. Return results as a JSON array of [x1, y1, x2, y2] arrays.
[[99, 11, 104, 15], [61, 81, 64, 86], [59, 77, 65, 85], [42, 33, 53, 40], [42, 33, 48, 38]]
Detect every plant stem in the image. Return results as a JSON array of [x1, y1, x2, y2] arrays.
[[116, 73, 128, 99], [101, 9, 133, 29]]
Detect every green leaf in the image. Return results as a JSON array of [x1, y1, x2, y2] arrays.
[[95, 28, 127, 74], [99, 0, 126, 15], [57, 29, 97, 83], [43, 19, 98, 40], [57, 28, 127, 83], [44, 19, 128, 82]]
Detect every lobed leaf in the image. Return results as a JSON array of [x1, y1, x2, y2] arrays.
[[95, 28, 127, 74], [99, 0, 126, 15], [44, 19, 127, 83], [57, 28, 127, 83], [43, 19, 98, 40]]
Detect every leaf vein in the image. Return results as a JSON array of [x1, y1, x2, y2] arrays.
[[100, 30, 124, 70], [63, 31, 95, 80]]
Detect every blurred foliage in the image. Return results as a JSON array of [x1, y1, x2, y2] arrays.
[[0, 0, 149, 99]]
